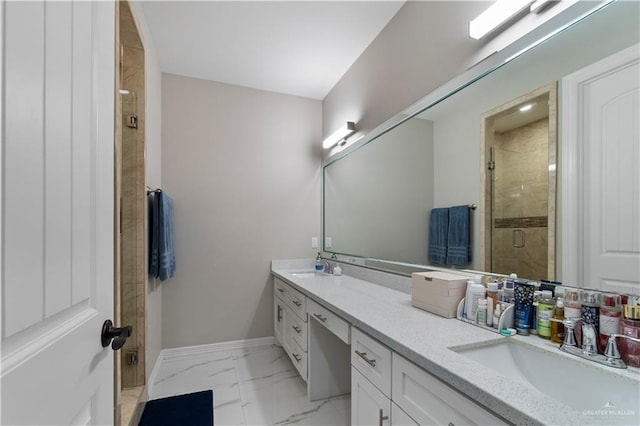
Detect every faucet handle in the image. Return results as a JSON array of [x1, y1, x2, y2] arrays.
[[604, 335, 622, 360]]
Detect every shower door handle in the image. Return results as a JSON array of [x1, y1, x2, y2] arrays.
[[512, 229, 525, 248]]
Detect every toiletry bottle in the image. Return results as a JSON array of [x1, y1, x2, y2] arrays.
[[487, 282, 499, 309], [465, 280, 486, 321], [564, 288, 582, 319], [486, 297, 493, 327], [537, 290, 555, 339], [551, 297, 565, 343], [504, 280, 515, 304], [514, 280, 534, 335], [599, 293, 622, 353], [493, 304, 501, 330], [581, 291, 601, 339], [314, 252, 324, 272], [477, 299, 488, 325], [531, 291, 541, 335], [619, 296, 640, 367]]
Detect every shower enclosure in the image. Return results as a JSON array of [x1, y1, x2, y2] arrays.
[[482, 84, 557, 281]]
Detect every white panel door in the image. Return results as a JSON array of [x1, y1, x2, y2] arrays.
[[562, 43, 640, 293], [1, 1, 116, 424]]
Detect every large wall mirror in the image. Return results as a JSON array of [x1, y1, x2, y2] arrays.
[[323, 0, 639, 284]]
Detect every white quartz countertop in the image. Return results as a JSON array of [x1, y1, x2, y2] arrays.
[[272, 260, 640, 426]]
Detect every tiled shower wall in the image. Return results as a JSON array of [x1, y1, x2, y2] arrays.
[[492, 118, 549, 280], [120, 1, 146, 389]]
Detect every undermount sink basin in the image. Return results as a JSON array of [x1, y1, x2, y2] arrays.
[[453, 339, 639, 423], [289, 271, 328, 278]]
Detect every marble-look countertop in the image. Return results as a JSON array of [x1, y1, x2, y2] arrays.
[[272, 259, 640, 426]]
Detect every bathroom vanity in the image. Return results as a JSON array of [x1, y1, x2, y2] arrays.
[[272, 259, 640, 425]]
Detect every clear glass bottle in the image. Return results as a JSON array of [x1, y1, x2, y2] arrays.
[[551, 297, 565, 344], [599, 293, 622, 353], [537, 290, 555, 339], [619, 297, 640, 368]]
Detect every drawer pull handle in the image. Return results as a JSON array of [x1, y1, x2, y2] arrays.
[[277, 305, 283, 322], [292, 352, 302, 362], [313, 313, 327, 322], [448, 423, 455, 426], [355, 350, 376, 367], [293, 300, 302, 307], [292, 325, 302, 333], [379, 409, 388, 426], [277, 288, 285, 293]]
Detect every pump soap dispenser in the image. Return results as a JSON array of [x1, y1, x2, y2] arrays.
[[314, 252, 324, 272]]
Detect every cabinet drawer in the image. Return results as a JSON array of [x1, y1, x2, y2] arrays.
[[307, 298, 350, 344], [392, 354, 507, 425], [351, 328, 391, 398], [287, 339, 308, 382], [286, 304, 308, 352], [274, 277, 307, 320]]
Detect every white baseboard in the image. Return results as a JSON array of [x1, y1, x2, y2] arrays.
[[146, 336, 275, 398]]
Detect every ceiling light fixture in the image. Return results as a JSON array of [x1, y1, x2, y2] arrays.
[[519, 103, 533, 112], [322, 121, 355, 149], [469, 0, 533, 40]]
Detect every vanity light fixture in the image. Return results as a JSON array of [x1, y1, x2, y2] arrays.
[[322, 121, 355, 149], [530, 0, 554, 14], [469, 0, 533, 40]]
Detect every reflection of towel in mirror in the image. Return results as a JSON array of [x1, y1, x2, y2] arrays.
[[446, 205, 471, 266], [150, 191, 176, 281], [428, 208, 449, 264]]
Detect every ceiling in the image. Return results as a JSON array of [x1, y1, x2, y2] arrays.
[[140, 1, 405, 100]]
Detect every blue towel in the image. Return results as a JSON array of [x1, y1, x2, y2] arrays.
[[150, 191, 176, 281], [428, 208, 449, 264], [446, 205, 471, 266]]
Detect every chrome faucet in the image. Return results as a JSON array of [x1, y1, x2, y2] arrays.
[[323, 260, 333, 274], [551, 317, 636, 369], [603, 334, 640, 369], [580, 322, 598, 356]]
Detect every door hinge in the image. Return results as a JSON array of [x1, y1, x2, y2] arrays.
[[488, 160, 495, 171]]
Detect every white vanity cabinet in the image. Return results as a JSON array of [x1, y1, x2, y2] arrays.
[[351, 327, 506, 426], [273, 277, 308, 381], [392, 354, 507, 425], [351, 327, 393, 425], [352, 366, 391, 426]]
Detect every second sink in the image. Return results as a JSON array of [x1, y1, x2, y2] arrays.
[[453, 339, 639, 424]]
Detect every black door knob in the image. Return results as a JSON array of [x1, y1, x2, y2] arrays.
[[101, 319, 132, 350]]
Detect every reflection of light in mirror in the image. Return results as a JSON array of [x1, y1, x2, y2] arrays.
[[519, 103, 533, 112], [119, 89, 130, 94], [549, 164, 556, 172]]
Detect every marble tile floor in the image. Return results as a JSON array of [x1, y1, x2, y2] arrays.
[[149, 343, 351, 425]]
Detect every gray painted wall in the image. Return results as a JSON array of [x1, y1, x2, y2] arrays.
[[161, 74, 321, 348], [322, 1, 491, 142]]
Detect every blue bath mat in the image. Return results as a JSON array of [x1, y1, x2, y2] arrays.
[[138, 390, 213, 426]]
